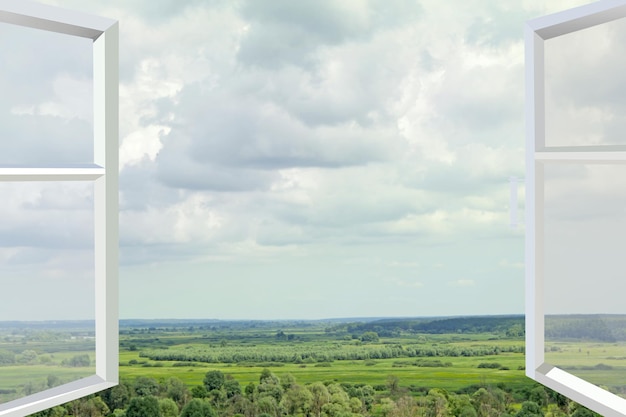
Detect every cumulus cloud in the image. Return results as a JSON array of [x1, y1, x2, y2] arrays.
[[1, 0, 566, 319]]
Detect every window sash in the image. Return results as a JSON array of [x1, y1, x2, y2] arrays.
[[0, 1, 118, 416]]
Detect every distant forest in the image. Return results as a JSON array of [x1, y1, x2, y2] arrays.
[[328, 316, 526, 337]]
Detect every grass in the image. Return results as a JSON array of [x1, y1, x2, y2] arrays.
[[1, 318, 533, 402], [118, 349, 529, 392], [545, 340, 626, 394]]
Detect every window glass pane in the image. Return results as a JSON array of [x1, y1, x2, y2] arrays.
[[0, 181, 95, 404], [543, 163, 626, 398], [0, 22, 93, 165], [544, 17, 626, 147]]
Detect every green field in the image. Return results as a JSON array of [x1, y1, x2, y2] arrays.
[[115, 317, 529, 394], [544, 314, 626, 397], [118, 352, 528, 391], [6, 316, 626, 417], [0, 322, 95, 403], [545, 340, 626, 395]]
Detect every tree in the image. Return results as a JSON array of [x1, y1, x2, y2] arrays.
[[449, 394, 475, 417], [192, 385, 209, 399], [133, 376, 161, 397], [424, 388, 451, 417], [224, 378, 242, 399], [349, 397, 362, 414], [0, 349, 15, 365], [204, 370, 225, 392], [158, 398, 179, 417], [459, 406, 478, 417], [63, 354, 91, 367], [258, 369, 283, 403], [180, 398, 217, 417], [18, 349, 37, 364], [322, 385, 351, 417], [259, 369, 280, 385], [528, 387, 548, 408], [82, 397, 110, 417], [386, 375, 400, 396], [360, 331, 379, 342], [570, 406, 601, 417], [126, 396, 162, 417], [352, 385, 375, 411], [102, 381, 132, 411], [472, 387, 508, 417], [281, 384, 313, 416], [230, 395, 255, 417], [47, 374, 61, 389], [515, 401, 544, 417], [390, 396, 420, 417], [163, 377, 190, 408], [280, 373, 297, 391], [506, 324, 524, 337], [308, 382, 331, 417], [244, 382, 256, 399], [256, 396, 280, 417]]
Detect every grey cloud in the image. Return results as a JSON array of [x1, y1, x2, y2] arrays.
[[151, 80, 402, 189], [157, 159, 278, 192], [111, 0, 227, 24], [0, 210, 93, 250], [431, 65, 523, 139], [237, 0, 421, 69], [119, 161, 185, 210]]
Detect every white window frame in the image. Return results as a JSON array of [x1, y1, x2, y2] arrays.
[[526, 1, 626, 416], [0, 1, 118, 416]]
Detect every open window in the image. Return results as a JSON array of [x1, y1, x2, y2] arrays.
[[0, 1, 118, 415], [526, 1, 626, 416]]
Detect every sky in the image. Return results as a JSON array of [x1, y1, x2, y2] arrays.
[[0, 0, 614, 321]]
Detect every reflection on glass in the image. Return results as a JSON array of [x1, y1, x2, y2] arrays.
[[544, 16, 626, 148], [0, 321, 95, 403], [0, 22, 93, 165], [0, 182, 95, 404], [544, 164, 626, 398]]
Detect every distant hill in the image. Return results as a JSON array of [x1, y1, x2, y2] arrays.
[[338, 315, 525, 336], [545, 314, 626, 342], [1, 316, 528, 334]]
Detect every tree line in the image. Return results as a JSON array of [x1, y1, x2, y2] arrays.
[[139, 342, 523, 365], [29, 369, 601, 417]]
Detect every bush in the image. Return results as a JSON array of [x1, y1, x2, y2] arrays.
[[62, 354, 91, 367], [477, 362, 502, 369]]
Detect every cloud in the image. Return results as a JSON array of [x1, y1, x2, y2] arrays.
[[237, 0, 421, 70], [1, 0, 544, 319]]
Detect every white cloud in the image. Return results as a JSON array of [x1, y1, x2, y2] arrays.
[[0, 0, 555, 319]]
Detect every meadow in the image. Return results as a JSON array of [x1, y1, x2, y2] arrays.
[[115, 317, 529, 393], [544, 314, 626, 397], [5, 315, 626, 416], [0, 321, 95, 403]]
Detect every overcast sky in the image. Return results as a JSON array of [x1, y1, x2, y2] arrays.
[[1, 0, 614, 321]]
